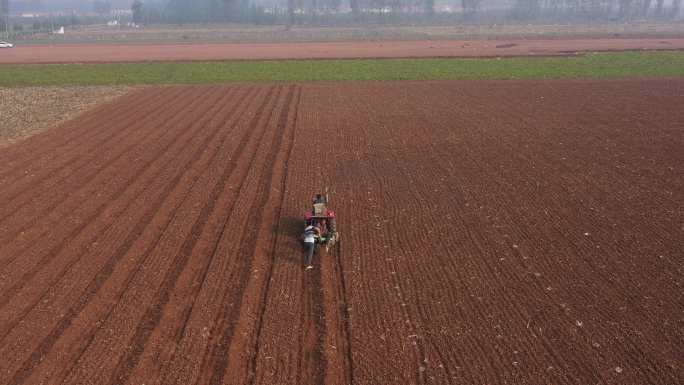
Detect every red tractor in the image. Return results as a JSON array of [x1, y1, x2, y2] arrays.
[[304, 193, 339, 248]]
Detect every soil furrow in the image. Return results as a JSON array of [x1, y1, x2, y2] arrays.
[[105, 86, 272, 385], [16, 86, 264, 385], [0, 87, 216, 309], [321, 241, 355, 385], [244, 86, 301, 385], [153, 86, 284, 385], [0, 85, 232, 382], [121, 86, 268, 385], [0, 86, 193, 252], [197, 86, 288, 385], [1, 79, 681, 385], [50, 86, 244, 385], [218, 85, 301, 385], [0, 87, 154, 170], [0, 87, 178, 196], [4, 87, 251, 385], [56, 86, 281, 385], [0, 86, 188, 242], [0, 85, 240, 342]]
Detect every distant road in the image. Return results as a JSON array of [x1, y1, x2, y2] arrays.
[[2, 38, 684, 64]]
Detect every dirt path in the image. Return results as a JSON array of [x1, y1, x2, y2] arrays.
[[2, 38, 684, 64], [0, 80, 681, 385]]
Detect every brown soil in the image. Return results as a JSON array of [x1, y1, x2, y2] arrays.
[[2, 38, 684, 64], [0, 80, 681, 385], [0, 87, 131, 147]]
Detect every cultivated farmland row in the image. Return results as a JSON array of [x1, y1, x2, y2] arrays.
[[1, 80, 682, 385]]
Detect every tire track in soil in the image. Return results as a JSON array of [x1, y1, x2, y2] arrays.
[[106, 86, 283, 385], [292, 91, 329, 385], [297, 267, 328, 385], [0, 87, 174, 200], [320, 242, 355, 385], [300, 85, 421, 383], [307, 83, 490, 384], [0, 86, 191, 256], [247, 85, 353, 385], [7, 86, 262, 385], [308, 89, 355, 384], [0, 87, 214, 314], [0, 86, 235, 383], [57, 86, 283, 385]]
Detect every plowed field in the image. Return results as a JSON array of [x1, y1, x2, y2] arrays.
[[0, 80, 682, 385], [3, 38, 684, 64]]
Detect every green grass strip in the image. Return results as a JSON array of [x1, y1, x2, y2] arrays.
[[2, 52, 684, 87]]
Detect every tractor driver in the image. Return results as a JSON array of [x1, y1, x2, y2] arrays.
[[313, 194, 326, 204]]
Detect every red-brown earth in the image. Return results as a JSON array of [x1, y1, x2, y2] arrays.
[[0, 80, 682, 385], [2, 38, 684, 64]]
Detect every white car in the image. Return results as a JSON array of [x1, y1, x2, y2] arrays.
[[0, 41, 14, 48]]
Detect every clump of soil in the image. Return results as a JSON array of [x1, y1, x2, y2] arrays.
[[0, 86, 130, 147]]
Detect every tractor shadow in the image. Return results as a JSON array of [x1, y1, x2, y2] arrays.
[[279, 216, 303, 238], [278, 216, 306, 265]]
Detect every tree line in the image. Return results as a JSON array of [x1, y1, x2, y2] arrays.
[[3, 0, 682, 32], [127, 0, 682, 24]]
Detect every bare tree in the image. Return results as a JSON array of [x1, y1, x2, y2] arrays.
[[672, 0, 682, 18], [93, 0, 112, 16], [511, 0, 540, 19], [132, 0, 144, 24], [287, 0, 295, 27], [425, 0, 435, 16], [462, 0, 482, 19], [350, 0, 359, 16], [1, 0, 8, 37], [618, 0, 635, 19]]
